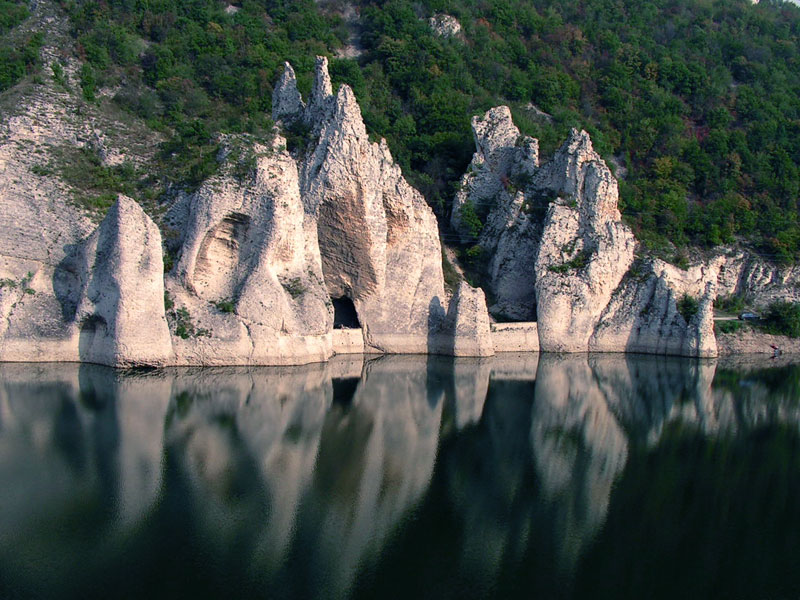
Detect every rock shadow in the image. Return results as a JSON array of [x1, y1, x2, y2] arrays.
[[54, 242, 84, 323], [426, 295, 449, 355]]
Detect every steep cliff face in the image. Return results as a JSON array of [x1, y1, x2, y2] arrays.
[[589, 259, 719, 357], [1, 195, 173, 366], [717, 251, 800, 307], [453, 107, 720, 357], [165, 133, 333, 366], [532, 129, 637, 352], [1, 41, 495, 365], [74, 196, 173, 366], [451, 106, 540, 321], [275, 58, 471, 354], [157, 57, 491, 363]]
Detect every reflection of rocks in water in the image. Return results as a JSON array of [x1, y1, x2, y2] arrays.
[[426, 355, 494, 436], [81, 365, 172, 528], [289, 355, 445, 599], [593, 353, 800, 441], [5, 354, 800, 599], [448, 375, 538, 588], [164, 363, 333, 572], [0, 363, 170, 595], [710, 356, 800, 432], [531, 353, 628, 573], [591, 354, 711, 445]]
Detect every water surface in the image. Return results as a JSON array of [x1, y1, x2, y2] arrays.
[[1, 353, 800, 600]]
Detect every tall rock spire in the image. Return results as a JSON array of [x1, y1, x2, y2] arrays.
[[271, 62, 305, 124], [305, 56, 334, 125]]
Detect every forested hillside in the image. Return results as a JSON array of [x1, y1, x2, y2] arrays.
[[4, 0, 800, 261]]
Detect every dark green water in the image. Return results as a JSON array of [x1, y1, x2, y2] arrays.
[[1, 353, 800, 600]]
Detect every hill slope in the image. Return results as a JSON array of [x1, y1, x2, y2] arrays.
[[4, 0, 800, 263]]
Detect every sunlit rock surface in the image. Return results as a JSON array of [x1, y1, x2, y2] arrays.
[[1, 195, 173, 366], [167, 132, 333, 366], [453, 107, 721, 357]]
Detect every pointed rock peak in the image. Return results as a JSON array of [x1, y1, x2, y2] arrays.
[[334, 84, 358, 111], [108, 194, 145, 222], [472, 106, 519, 156], [310, 56, 333, 106], [561, 128, 594, 156], [328, 84, 366, 138], [272, 62, 305, 123]]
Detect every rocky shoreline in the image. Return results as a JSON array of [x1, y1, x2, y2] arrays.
[[3, 55, 800, 367]]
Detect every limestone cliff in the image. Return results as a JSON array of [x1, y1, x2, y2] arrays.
[[4, 4, 800, 366], [1, 41, 494, 365], [532, 129, 637, 352], [159, 57, 493, 363], [451, 106, 539, 321], [165, 134, 333, 366], [453, 107, 720, 357], [1, 195, 173, 367], [275, 58, 475, 355]]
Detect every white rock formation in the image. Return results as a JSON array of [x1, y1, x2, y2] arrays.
[[716, 250, 800, 307], [453, 108, 722, 357], [295, 58, 455, 354], [439, 281, 495, 356], [271, 62, 305, 125], [1, 194, 173, 367], [11, 22, 800, 365], [451, 106, 539, 320], [429, 13, 462, 38], [167, 135, 333, 366], [590, 259, 719, 357], [533, 129, 637, 352], [305, 55, 335, 127], [160, 56, 490, 364], [75, 195, 173, 366]]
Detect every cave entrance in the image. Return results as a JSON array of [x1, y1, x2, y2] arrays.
[[332, 297, 360, 329]]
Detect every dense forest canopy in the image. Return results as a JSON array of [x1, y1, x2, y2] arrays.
[[4, 0, 800, 261]]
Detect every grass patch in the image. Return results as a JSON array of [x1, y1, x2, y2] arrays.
[[548, 249, 590, 274], [282, 277, 306, 299], [715, 320, 744, 335], [715, 294, 747, 315], [170, 306, 210, 339], [213, 299, 235, 313], [45, 146, 142, 215]]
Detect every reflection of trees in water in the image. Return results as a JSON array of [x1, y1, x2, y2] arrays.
[[2, 355, 800, 599], [574, 423, 800, 600]]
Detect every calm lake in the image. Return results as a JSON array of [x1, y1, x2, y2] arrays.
[[1, 353, 800, 600]]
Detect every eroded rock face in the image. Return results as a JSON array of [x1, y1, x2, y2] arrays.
[[167, 135, 333, 366], [438, 281, 495, 357], [451, 107, 539, 321], [76, 195, 173, 366], [0, 195, 173, 366], [454, 108, 720, 357], [589, 259, 720, 357], [296, 60, 452, 353], [533, 130, 637, 352], [160, 57, 488, 362], [271, 62, 305, 125], [717, 251, 800, 307]]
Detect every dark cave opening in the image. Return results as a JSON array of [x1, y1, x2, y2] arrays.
[[332, 297, 360, 329]]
